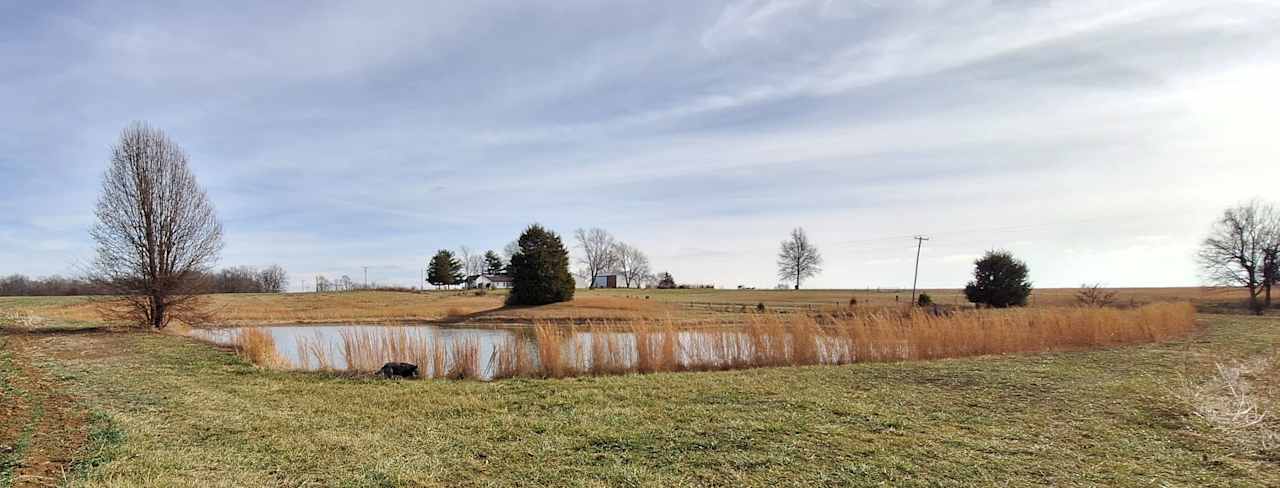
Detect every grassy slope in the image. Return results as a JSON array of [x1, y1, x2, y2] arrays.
[[3, 315, 1273, 487]]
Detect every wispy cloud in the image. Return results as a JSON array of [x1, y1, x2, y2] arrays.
[[1, 1, 1277, 289]]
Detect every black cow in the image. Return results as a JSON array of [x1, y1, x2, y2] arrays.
[[378, 362, 419, 379]]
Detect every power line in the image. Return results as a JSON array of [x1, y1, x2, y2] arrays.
[[910, 236, 929, 306]]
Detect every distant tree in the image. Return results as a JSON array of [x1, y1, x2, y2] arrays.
[[87, 122, 223, 329], [484, 250, 505, 275], [1074, 283, 1117, 308], [502, 240, 520, 260], [1198, 201, 1278, 314], [428, 250, 463, 288], [338, 275, 355, 291], [574, 228, 619, 289], [315, 275, 331, 293], [457, 246, 486, 280], [257, 265, 288, 293], [1265, 247, 1279, 310], [613, 242, 652, 288], [963, 250, 1032, 308], [777, 227, 822, 290], [507, 224, 575, 306], [1262, 210, 1280, 309], [0, 274, 108, 297], [214, 266, 261, 293], [916, 292, 933, 306], [656, 272, 676, 289]]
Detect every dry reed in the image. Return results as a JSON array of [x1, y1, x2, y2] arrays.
[[231, 328, 284, 368], [229, 303, 1197, 381]]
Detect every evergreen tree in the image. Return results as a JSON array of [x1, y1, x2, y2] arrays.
[[507, 224, 575, 305], [427, 249, 463, 288], [963, 250, 1033, 308], [484, 250, 505, 275], [656, 272, 676, 289]]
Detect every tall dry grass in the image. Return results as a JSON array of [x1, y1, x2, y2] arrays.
[[231, 328, 284, 368], [512, 302, 1196, 377], [234, 303, 1197, 380]]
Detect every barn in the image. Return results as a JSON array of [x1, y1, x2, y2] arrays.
[[591, 274, 620, 289]]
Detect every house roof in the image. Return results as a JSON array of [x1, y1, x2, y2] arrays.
[[468, 274, 512, 283]]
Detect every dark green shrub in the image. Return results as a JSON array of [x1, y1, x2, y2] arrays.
[[963, 250, 1033, 308], [916, 293, 933, 306], [506, 224, 575, 306]]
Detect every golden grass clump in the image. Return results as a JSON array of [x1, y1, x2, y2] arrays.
[[232, 328, 284, 368]]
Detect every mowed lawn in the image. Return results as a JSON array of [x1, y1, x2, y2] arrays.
[[1, 314, 1277, 487]]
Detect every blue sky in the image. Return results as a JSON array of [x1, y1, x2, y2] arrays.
[[2, 0, 1278, 290]]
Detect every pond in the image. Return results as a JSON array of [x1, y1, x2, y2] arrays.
[[189, 324, 519, 377], [187, 323, 799, 380], [185, 304, 1190, 381]]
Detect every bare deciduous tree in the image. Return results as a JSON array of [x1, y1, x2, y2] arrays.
[[257, 265, 289, 293], [1075, 283, 1117, 307], [457, 246, 486, 280], [613, 242, 652, 288], [502, 240, 520, 262], [574, 228, 618, 288], [88, 122, 223, 329], [777, 227, 822, 290], [1198, 200, 1278, 314]]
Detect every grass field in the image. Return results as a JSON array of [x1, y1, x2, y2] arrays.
[[0, 286, 1255, 328], [2, 289, 1276, 486], [0, 313, 1276, 486]]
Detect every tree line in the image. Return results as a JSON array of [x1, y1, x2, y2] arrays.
[[0, 265, 288, 297]]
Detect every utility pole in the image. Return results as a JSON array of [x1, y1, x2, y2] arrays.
[[911, 235, 929, 306], [363, 266, 369, 289]]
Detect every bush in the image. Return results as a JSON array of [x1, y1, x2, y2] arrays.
[[916, 293, 933, 306], [963, 250, 1033, 308], [506, 224, 575, 306], [1075, 283, 1117, 307]]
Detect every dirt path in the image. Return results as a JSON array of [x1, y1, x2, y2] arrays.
[[0, 332, 92, 488]]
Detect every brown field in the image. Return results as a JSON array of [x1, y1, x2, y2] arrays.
[[0, 286, 1252, 329]]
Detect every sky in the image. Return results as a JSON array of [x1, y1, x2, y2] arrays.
[[2, 0, 1278, 291]]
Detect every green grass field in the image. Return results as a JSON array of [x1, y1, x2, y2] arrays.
[[2, 308, 1277, 486]]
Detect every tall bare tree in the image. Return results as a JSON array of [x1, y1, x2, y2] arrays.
[[614, 242, 652, 288], [574, 228, 618, 288], [1199, 200, 1277, 314], [777, 227, 822, 290], [457, 246, 485, 279], [88, 122, 223, 328]]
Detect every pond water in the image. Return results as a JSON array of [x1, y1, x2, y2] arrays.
[[188, 324, 521, 375], [186, 323, 802, 380]]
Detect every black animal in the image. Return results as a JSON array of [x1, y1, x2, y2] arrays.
[[378, 362, 418, 379]]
